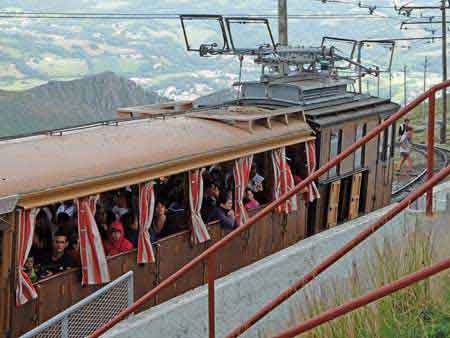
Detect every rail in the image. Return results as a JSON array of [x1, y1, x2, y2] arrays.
[[91, 80, 450, 338]]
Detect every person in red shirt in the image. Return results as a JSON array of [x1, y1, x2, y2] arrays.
[[104, 221, 134, 256]]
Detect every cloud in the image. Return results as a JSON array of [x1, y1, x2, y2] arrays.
[[94, 1, 130, 10]]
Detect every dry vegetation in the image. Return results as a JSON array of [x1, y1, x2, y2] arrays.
[[264, 216, 450, 338]]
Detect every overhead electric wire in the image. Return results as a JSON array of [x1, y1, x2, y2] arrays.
[[0, 11, 412, 21]]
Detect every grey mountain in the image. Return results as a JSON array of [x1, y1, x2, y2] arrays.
[[0, 72, 164, 139]]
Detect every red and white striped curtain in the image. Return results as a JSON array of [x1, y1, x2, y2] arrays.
[[233, 155, 254, 226], [77, 196, 110, 285], [305, 140, 320, 202], [138, 182, 156, 264], [16, 208, 39, 306], [189, 168, 210, 243], [271, 147, 298, 214]]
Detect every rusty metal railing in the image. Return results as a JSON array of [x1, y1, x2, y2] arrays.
[[273, 234, 450, 338], [91, 80, 450, 338]]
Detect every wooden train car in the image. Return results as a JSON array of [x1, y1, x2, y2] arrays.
[[0, 104, 317, 337], [0, 72, 399, 337]]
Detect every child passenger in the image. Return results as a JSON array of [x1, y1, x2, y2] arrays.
[[104, 221, 134, 256], [24, 256, 38, 283]]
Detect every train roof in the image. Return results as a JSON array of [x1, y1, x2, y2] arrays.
[[0, 109, 314, 209]]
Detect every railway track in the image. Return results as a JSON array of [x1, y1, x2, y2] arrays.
[[391, 143, 450, 201]]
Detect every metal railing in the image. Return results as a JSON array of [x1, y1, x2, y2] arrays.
[[91, 80, 450, 338], [21, 271, 133, 338]]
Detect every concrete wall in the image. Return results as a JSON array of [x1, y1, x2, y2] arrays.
[[103, 181, 450, 338]]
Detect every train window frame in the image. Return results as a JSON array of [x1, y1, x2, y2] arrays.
[[329, 129, 342, 177], [378, 120, 389, 163], [354, 123, 366, 169]]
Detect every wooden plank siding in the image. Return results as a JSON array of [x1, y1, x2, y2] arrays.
[[313, 184, 330, 234], [348, 173, 363, 220], [318, 129, 331, 182], [340, 122, 356, 174], [327, 180, 341, 228], [0, 212, 14, 338], [364, 119, 380, 213]]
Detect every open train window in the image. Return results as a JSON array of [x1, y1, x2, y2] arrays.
[[390, 122, 396, 158], [354, 123, 366, 169], [329, 130, 342, 177], [379, 123, 393, 163]]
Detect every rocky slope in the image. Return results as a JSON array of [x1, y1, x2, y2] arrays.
[[0, 72, 164, 138]]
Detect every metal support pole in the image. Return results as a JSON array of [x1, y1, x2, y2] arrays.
[[358, 43, 363, 94], [427, 92, 436, 215], [278, 0, 288, 75], [403, 65, 408, 107], [389, 71, 392, 99], [377, 73, 380, 97], [278, 0, 288, 46], [442, 0, 448, 143], [208, 254, 216, 338]]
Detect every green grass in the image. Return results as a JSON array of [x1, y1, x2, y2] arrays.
[[263, 221, 450, 338]]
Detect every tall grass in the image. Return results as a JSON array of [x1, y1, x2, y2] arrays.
[[264, 223, 450, 338]]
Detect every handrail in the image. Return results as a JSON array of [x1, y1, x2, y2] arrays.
[[273, 220, 450, 337], [91, 79, 450, 338]]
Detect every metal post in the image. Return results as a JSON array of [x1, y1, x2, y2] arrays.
[[358, 43, 363, 94], [61, 317, 69, 338], [127, 273, 134, 307], [377, 72, 380, 97], [442, 0, 448, 143], [278, 0, 288, 75], [389, 70, 392, 99], [403, 65, 408, 107], [208, 254, 216, 338], [427, 92, 436, 215], [278, 0, 288, 46]]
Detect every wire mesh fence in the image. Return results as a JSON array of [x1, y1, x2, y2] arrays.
[[20, 271, 133, 338]]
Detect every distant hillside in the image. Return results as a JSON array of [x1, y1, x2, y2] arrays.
[[0, 72, 164, 138]]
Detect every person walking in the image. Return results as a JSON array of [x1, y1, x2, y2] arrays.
[[398, 118, 410, 139], [398, 126, 413, 176]]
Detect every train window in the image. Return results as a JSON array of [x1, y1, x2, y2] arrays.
[[378, 120, 395, 163], [329, 129, 342, 177], [354, 124, 366, 169], [387, 124, 394, 158], [378, 124, 388, 163], [390, 122, 396, 157]]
